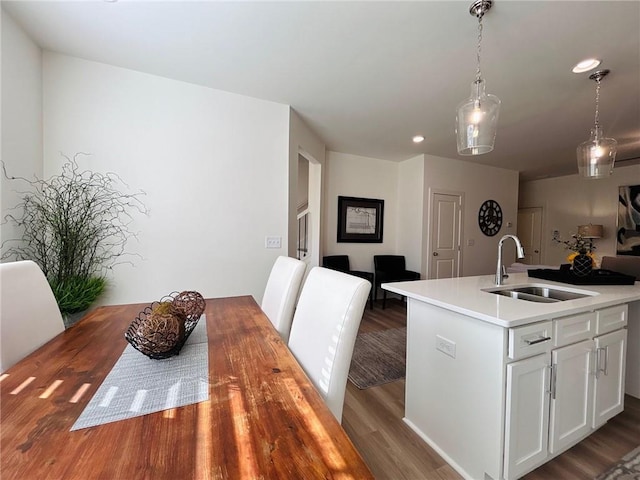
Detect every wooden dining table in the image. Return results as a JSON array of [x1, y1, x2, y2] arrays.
[[0, 295, 374, 479]]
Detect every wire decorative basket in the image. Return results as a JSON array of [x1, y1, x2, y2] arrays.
[[124, 291, 205, 360]]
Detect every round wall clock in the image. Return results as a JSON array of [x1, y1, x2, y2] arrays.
[[478, 199, 503, 237]]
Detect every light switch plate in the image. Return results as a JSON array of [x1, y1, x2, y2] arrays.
[[265, 236, 281, 249]]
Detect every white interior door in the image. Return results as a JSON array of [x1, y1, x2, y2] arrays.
[[517, 207, 543, 264], [429, 192, 462, 279]]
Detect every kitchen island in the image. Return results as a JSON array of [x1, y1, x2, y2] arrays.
[[383, 273, 640, 480]]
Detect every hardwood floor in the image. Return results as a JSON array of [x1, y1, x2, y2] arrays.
[[342, 298, 640, 480]]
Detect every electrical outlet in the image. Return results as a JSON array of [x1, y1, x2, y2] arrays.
[[265, 236, 281, 249], [436, 335, 456, 358]]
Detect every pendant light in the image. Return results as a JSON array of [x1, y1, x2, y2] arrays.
[[577, 69, 617, 179], [456, 0, 501, 156]]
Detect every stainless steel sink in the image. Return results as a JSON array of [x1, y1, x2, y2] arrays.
[[483, 284, 597, 303]]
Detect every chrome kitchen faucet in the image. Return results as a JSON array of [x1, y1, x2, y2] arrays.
[[496, 234, 525, 285]]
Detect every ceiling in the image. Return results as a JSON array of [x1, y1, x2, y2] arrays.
[[3, 0, 639, 181]]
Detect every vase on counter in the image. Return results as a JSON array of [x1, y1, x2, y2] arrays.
[[572, 250, 593, 277]]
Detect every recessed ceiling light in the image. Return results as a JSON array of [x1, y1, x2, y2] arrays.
[[412, 135, 425, 143], [572, 59, 601, 73]]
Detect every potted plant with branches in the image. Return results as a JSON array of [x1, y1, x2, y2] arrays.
[[2, 153, 146, 327]]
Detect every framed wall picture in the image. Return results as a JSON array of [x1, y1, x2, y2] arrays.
[[337, 196, 384, 243], [617, 184, 640, 256]]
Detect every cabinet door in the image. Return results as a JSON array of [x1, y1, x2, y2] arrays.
[[593, 328, 627, 428], [504, 353, 550, 479], [549, 339, 594, 454]]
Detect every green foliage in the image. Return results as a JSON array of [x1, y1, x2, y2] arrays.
[[50, 276, 107, 314], [2, 153, 146, 315], [554, 233, 595, 254]]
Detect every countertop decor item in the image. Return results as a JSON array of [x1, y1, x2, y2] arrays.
[[125, 291, 205, 359], [554, 232, 597, 265], [572, 252, 593, 277], [527, 268, 636, 286]]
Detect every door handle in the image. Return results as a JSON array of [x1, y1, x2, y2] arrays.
[[433, 252, 439, 256], [534, 250, 540, 253]]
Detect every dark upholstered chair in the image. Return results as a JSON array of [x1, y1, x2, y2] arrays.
[[373, 255, 420, 309], [322, 255, 374, 309], [601, 256, 640, 280]]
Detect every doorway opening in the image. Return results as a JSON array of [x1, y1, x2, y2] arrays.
[[517, 207, 543, 265]]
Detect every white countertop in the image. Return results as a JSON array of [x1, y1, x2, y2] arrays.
[[382, 272, 640, 328]]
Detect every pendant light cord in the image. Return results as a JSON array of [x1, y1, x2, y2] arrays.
[[476, 15, 484, 83], [594, 77, 601, 129]]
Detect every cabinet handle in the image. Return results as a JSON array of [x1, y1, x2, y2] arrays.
[[603, 346, 609, 376], [595, 347, 606, 379], [550, 364, 557, 400], [524, 336, 551, 345]]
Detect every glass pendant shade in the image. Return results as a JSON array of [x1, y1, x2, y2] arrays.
[[456, 78, 501, 155], [577, 126, 617, 179]]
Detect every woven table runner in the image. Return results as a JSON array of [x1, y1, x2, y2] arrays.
[[71, 316, 209, 431]]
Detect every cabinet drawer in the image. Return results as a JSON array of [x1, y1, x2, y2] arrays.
[[553, 311, 596, 348], [508, 321, 553, 360], [596, 305, 628, 335]]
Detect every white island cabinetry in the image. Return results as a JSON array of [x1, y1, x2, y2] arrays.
[[510, 306, 627, 476], [385, 273, 639, 480]]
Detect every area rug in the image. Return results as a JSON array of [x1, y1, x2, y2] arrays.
[[596, 445, 640, 480], [348, 327, 406, 389]]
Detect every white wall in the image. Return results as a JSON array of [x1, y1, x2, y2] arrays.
[[289, 109, 325, 268], [322, 151, 519, 279], [323, 151, 399, 273], [422, 155, 520, 277], [519, 164, 640, 266], [42, 52, 291, 306], [1, 9, 43, 252], [397, 155, 425, 273]]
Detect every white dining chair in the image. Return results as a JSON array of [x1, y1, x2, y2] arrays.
[[0, 260, 65, 372], [261, 256, 306, 343], [288, 266, 371, 422]]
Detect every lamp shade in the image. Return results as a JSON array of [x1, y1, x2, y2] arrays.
[[456, 79, 501, 155], [577, 127, 617, 179], [577, 224, 604, 238]]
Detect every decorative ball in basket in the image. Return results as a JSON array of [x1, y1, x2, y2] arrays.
[[124, 291, 205, 359]]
